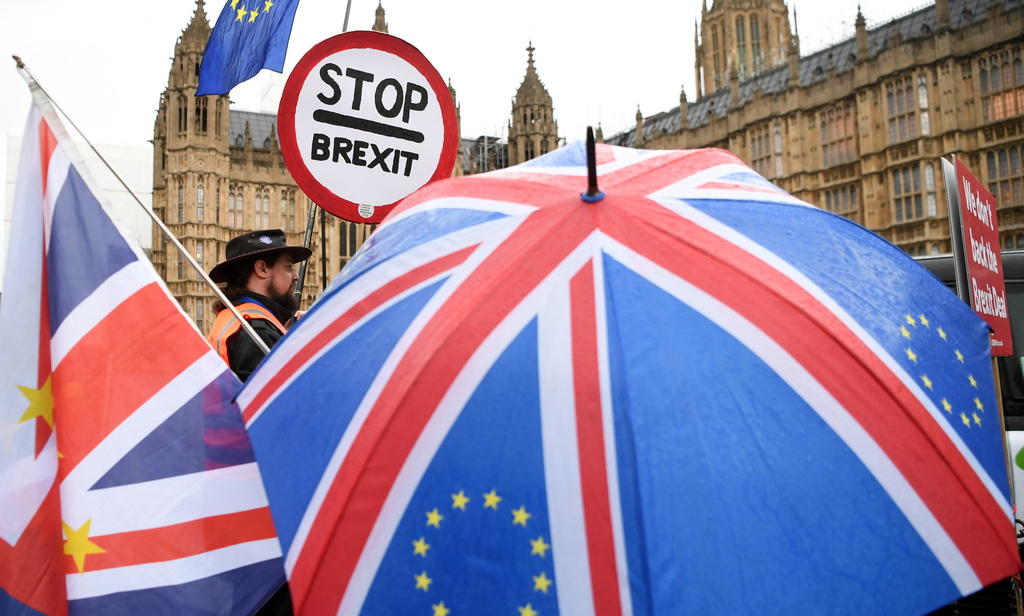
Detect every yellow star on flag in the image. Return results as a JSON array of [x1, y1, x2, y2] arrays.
[[426, 508, 443, 528], [919, 314, 930, 327], [451, 490, 470, 511], [518, 603, 538, 616], [512, 506, 532, 527], [235, 6, 246, 20], [973, 412, 982, 426], [483, 490, 502, 509], [961, 412, 971, 427], [63, 519, 106, 574], [941, 398, 952, 413], [533, 572, 553, 594], [954, 349, 964, 363], [263, 0, 273, 11], [968, 374, 977, 388], [412, 536, 430, 557], [920, 375, 933, 390], [905, 348, 918, 363], [432, 602, 450, 616], [974, 397, 984, 411], [530, 536, 550, 557], [937, 327, 947, 341], [899, 325, 911, 339], [415, 571, 433, 591], [905, 314, 917, 326], [18, 377, 54, 428], [248, 8, 259, 22]]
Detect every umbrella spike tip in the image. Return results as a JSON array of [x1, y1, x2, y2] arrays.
[[581, 126, 604, 203]]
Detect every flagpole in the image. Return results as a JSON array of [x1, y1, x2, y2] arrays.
[[13, 56, 271, 355]]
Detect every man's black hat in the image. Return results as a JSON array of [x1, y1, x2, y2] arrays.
[[209, 229, 312, 283]]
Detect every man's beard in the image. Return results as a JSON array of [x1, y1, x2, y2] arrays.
[[270, 285, 299, 312]]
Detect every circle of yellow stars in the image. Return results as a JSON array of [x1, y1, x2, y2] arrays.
[[409, 488, 554, 614], [230, 0, 274, 23], [899, 312, 986, 429]]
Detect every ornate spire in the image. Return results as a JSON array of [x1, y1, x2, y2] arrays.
[[372, 1, 388, 33], [527, 41, 535, 70], [182, 0, 211, 42], [513, 41, 551, 104]]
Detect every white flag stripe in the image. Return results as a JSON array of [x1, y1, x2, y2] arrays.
[[538, 274, 596, 616], [384, 196, 537, 226], [61, 351, 232, 495], [602, 238, 981, 595], [658, 197, 1013, 518], [63, 465, 269, 537], [50, 261, 152, 369], [64, 538, 282, 600]]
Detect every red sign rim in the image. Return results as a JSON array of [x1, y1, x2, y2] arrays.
[[278, 31, 458, 224]]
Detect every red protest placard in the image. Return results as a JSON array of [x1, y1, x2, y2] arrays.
[[955, 157, 1013, 355]]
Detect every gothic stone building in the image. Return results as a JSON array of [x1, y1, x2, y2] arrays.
[[610, 0, 1023, 258]]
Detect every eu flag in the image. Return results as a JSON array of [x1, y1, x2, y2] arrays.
[[197, 0, 301, 96]]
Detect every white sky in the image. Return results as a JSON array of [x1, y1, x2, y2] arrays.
[[1, 0, 929, 176]]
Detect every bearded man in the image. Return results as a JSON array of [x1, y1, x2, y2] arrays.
[[207, 229, 311, 382]]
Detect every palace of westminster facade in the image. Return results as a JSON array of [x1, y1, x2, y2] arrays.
[[154, 0, 1022, 331]]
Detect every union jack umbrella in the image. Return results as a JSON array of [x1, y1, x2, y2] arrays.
[[240, 141, 1020, 615]]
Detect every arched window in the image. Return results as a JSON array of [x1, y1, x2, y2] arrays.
[[195, 97, 208, 133], [196, 241, 204, 270], [736, 17, 747, 74], [196, 178, 205, 222], [177, 178, 184, 223], [177, 95, 187, 133], [215, 100, 223, 136], [712, 25, 722, 86], [751, 14, 761, 67]]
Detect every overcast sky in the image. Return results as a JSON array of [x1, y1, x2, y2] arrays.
[[2, 0, 929, 171]]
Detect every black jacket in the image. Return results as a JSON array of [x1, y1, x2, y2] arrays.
[[224, 292, 294, 382]]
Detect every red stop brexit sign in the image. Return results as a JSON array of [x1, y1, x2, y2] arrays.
[[278, 31, 458, 223]]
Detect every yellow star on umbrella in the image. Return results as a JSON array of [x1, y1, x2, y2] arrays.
[[412, 536, 430, 557], [920, 375, 933, 390], [937, 327, 947, 341], [905, 348, 918, 363], [941, 398, 952, 413], [533, 571, 553, 594], [432, 602, 450, 616], [415, 571, 433, 591], [512, 506, 532, 527], [63, 519, 106, 573], [918, 314, 930, 327], [18, 377, 54, 428], [451, 490, 470, 511], [899, 325, 911, 339], [974, 397, 984, 411], [961, 413, 971, 427], [530, 536, 550, 557], [968, 374, 977, 388], [905, 314, 917, 326], [425, 508, 443, 528], [973, 412, 982, 426], [954, 349, 964, 363], [483, 489, 502, 509]]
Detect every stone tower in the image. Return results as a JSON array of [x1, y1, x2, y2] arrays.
[[695, 0, 793, 95], [372, 1, 388, 33], [507, 43, 559, 165]]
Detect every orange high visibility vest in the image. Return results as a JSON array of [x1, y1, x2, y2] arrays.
[[206, 302, 287, 364]]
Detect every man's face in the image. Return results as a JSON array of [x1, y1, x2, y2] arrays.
[[267, 254, 298, 307]]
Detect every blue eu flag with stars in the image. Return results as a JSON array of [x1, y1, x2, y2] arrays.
[[197, 0, 301, 96]]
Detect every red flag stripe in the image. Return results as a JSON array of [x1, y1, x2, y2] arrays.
[[570, 262, 623, 616], [0, 484, 67, 616], [62, 507, 277, 573]]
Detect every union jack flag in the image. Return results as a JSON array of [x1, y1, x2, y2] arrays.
[[240, 143, 1019, 615], [0, 86, 282, 614]]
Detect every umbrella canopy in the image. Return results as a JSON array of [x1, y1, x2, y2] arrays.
[[240, 142, 1019, 615]]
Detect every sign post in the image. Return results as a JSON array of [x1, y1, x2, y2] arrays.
[[278, 31, 458, 224]]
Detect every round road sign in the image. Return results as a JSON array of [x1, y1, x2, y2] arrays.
[[278, 31, 458, 223]]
